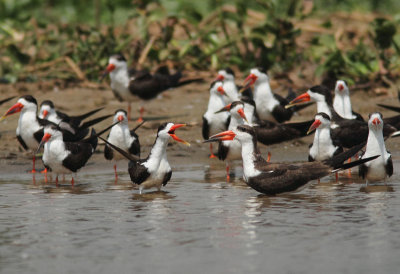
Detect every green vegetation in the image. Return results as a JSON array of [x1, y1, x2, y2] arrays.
[[0, 0, 399, 88]]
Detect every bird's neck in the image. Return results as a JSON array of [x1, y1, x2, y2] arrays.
[[254, 81, 272, 99], [240, 138, 261, 180], [316, 101, 332, 118], [145, 137, 169, 172], [223, 81, 239, 102], [208, 93, 226, 112], [110, 67, 130, 90], [314, 127, 333, 151], [228, 115, 245, 129], [365, 129, 386, 158], [333, 93, 353, 119]]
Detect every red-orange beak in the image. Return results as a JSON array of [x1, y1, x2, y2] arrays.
[[168, 124, 190, 146], [215, 74, 224, 81], [285, 92, 311, 109], [307, 119, 321, 135], [42, 109, 49, 119], [1, 102, 24, 121], [117, 115, 124, 122], [244, 74, 257, 86], [372, 117, 381, 126], [215, 103, 232, 114], [338, 84, 344, 91], [217, 86, 226, 95], [36, 133, 52, 153], [100, 63, 116, 81], [204, 130, 236, 143], [237, 108, 248, 123]]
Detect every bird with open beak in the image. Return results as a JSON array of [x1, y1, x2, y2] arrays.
[[100, 122, 190, 194]]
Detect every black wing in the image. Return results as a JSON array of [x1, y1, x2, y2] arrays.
[[128, 160, 151, 185], [62, 142, 94, 172], [202, 116, 209, 140], [218, 142, 229, 161], [33, 129, 44, 144], [162, 170, 172, 186], [385, 154, 393, 177], [129, 138, 141, 156], [16, 135, 28, 150], [104, 144, 114, 160]]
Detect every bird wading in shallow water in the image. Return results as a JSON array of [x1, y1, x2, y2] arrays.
[[359, 113, 393, 185], [100, 122, 190, 194], [205, 125, 378, 195], [104, 109, 144, 181]]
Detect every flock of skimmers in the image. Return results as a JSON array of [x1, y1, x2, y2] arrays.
[[1, 53, 399, 195]]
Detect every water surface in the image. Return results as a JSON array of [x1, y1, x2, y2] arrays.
[[0, 154, 399, 274]]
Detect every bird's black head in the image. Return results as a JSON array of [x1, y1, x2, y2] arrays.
[[255, 67, 268, 74], [241, 96, 256, 107], [20, 95, 37, 105], [316, 112, 331, 121], [209, 80, 223, 90], [40, 100, 54, 108], [237, 125, 256, 136], [309, 85, 333, 105], [223, 67, 235, 77], [110, 53, 126, 62]]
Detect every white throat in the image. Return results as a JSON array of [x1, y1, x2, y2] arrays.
[[240, 139, 261, 180], [144, 137, 169, 173], [333, 93, 354, 119]]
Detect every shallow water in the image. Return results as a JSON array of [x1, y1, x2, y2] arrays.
[[1, 154, 400, 274]]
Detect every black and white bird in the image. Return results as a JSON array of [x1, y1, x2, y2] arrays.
[[332, 80, 363, 121], [307, 112, 343, 162], [104, 109, 143, 180], [202, 81, 230, 158], [242, 67, 310, 123], [37, 122, 118, 186], [287, 85, 398, 148], [101, 53, 202, 121], [215, 101, 248, 180], [39, 100, 104, 128], [1, 95, 44, 172], [215, 68, 252, 102], [359, 113, 393, 185], [100, 123, 190, 194], [205, 125, 378, 195], [240, 97, 313, 147]]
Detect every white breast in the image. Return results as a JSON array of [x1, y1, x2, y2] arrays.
[[43, 140, 71, 174], [17, 111, 42, 150]]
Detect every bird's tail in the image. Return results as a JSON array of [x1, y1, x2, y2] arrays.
[[176, 78, 204, 87], [324, 141, 366, 169], [71, 107, 104, 121], [283, 119, 314, 136], [331, 155, 379, 173], [80, 114, 112, 130]]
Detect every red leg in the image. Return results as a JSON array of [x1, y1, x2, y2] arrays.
[[347, 158, 352, 177], [267, 152, 271, 162], [226, 163, 230, 182], [44, 172, 48, 184], [55, 176, 59, 187], [71, 177, 75, 187], [114, 164, 118, 183], [137, 106, 144, 122], [209, 143, 217, 158], [29, 156, 37, 173], [335, 172, 338, 182]]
